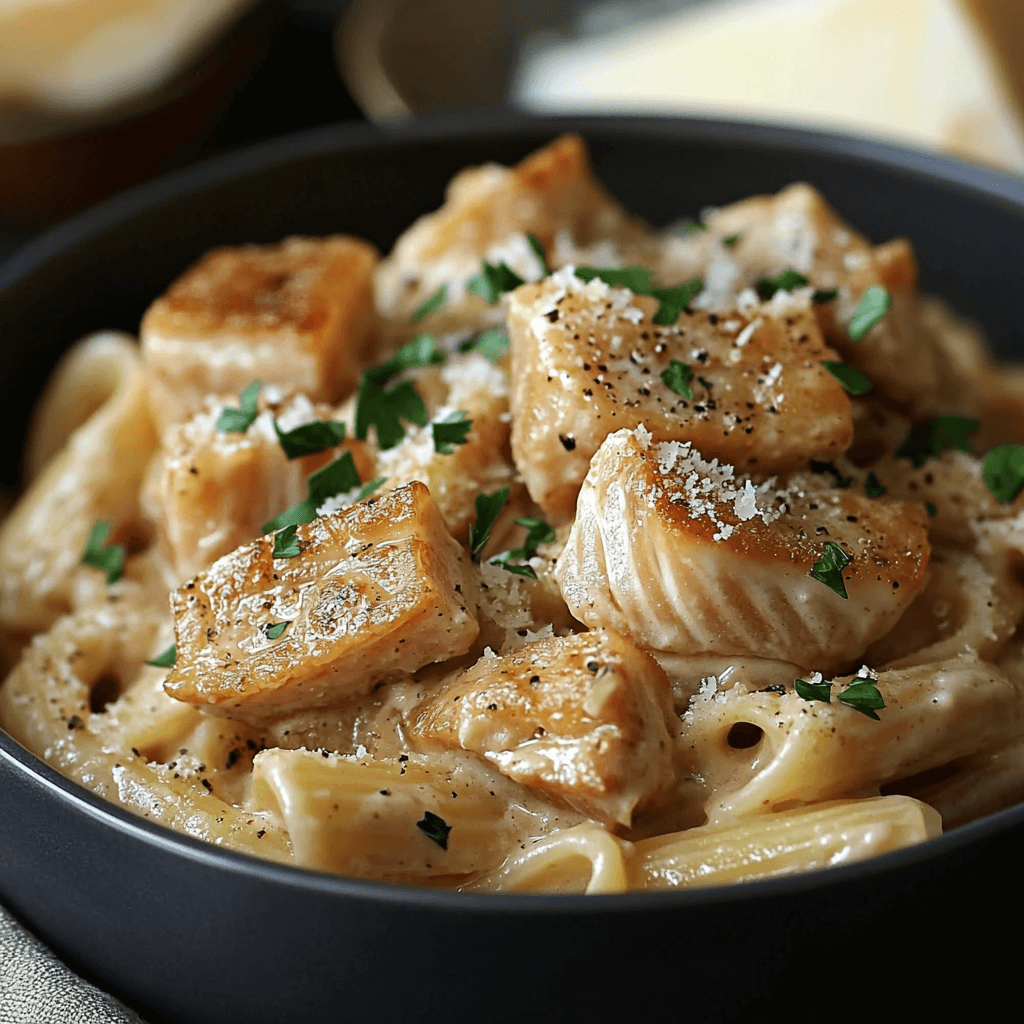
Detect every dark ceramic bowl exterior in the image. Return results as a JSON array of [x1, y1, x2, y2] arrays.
[[1, 115, 1023, 1023]]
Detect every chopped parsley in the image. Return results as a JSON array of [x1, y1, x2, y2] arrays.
[[527, 233, 549, 275], [926, 502, 937, 517], [822, 360, 873, 395], [679, 222, 707, 239], [467, 261, 525, 303], [575, 266, 702, 324], [809, 460, 852, 489], [217, 380, 260, 433], [354, 335, 441, 450], [812, 288, 838, 304], [837, 678, 886, 720], [722, 234, 740, 248], [661, 359, 694, 399], [460, 325, 508, 363], [795, 673, 886, 720], [81, 522, 125, 584], [848, 286, 891, 341], [264, 622, 289, 640], [262, 451, 362, 533], [756, 269, 808, 301], [416, 810, 451, 849], [795, 676, 831, 703], [650, 279, 703, 325], [274, 419, 346, 459], [489, 515, 556, 579], [982, 443, 1024, 504], [809, 541, 851, 599], [432, 411, 472, 454], [146, 643, 176, 669], [272, 524, 302, 558], [468, 486, 510, 560], [575, 265, 654, 293], [895, 416, 980, 468], [355, 477, 387, 502], [412, 285, 447, 323], [865, 471, 887, 498]]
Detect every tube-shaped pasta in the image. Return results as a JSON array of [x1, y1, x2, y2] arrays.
[[628, 797, 941, 890], [683, 656, 1024, 824], [0, 332, 159, 632]]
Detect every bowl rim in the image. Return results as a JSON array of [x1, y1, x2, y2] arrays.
[[3, 110, 1024, 912]]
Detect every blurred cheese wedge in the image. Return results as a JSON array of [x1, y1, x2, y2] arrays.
[[515, 0, 1024, 173], [0, 0, 257, 117]]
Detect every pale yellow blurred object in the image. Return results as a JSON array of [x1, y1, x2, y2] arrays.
[[514, 0, 1024, 174]]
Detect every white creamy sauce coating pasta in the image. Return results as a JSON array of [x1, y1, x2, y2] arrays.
[[3, 135, 1024, 893]]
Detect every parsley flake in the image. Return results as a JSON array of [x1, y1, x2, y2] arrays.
[[679, 222, 707, 239], [146, 644, 176, 669], [460, 325, 508, 363], [262, 500, 316, 534], [81, 522, 126, 584], [756, 269, 809, 301], [865, 471, 887, 498], [661, 360, 694, 399], [355, 335, 439, 450], [822, 360, 873, 396], [810, 541, 851, 599], [262, 451, 363, 533], [265, 622, 289, 640], [526, 233, 549, 275], [467, 261, 525, 303], [575, 266, 654, 293], [469, 486, 510, 560], [217, 380, 260, 433], [848, 286, 891, 341], [416, 810, 451, 849], [650, 278, 703, 325], [795, 676, 831, 703], [272, 524, 302, 558], [812, 288, 838, 304], [355, 477, 387, 502], [982, 443, 1024, 504], [895, 416, 980, 468], [412, 285, 447, 323], [432, 411, 472, 454], [274, 419, 346, 459], [488, 515, 555, 578], [722, 234, 740, 248], [489, 554, 538, 580], [837, 679, 885, 720], [926, 502, 937, 517]]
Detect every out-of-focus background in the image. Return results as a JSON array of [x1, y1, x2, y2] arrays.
[[1, 0, 1022, 258]]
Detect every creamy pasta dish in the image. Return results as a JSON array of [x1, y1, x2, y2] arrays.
[[3, 136, 1024, 893]]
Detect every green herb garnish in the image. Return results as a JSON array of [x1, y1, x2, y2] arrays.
[[489, 555, 538, 580], [848, 286, 891, 341], [795, 676, 831, 703], [272, 524, 302, 559], [262, 451, 363, 533], [982, 443, 1024, 504], [265, 622, 289, 640], [661, 360, 694, 399], [575, 266, 654, 293], [217, 380, 260, 433], [895, 416, 980, 469], [680, 222, 707, 239], [810, 541, 851, 599], [355, 477, 387, 502], [147, 643, 176, 669], [722, 234, 740, 248], [812, 288, 838, 304], [837, 678, 885, 720], [650, 279, 703, 325], [81, 522, 126, 584], [274, 419, 346, 459], [822, 361, 873, 396], [412, 285, 447, 323], [416, 810, 451, 849], [489, 515, 555, 578], [460, 325, 509, 363], [756, 269, 809, 301], [469, 486, 510, 560], [467, 261, 525, 304], [433, 411, 472, 454], [527, 233, 549, 275], [865, 471, 887, 498]]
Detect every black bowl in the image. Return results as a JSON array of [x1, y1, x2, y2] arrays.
[[1, 114, 1023, 1023]]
